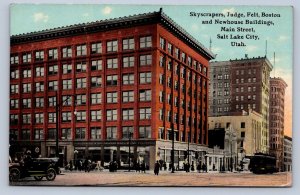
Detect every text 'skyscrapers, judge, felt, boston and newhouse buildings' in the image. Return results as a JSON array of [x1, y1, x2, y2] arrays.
[[9, 9, 215, 169]]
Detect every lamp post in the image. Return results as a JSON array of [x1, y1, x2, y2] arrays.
[[171, 123, 175, 173], [74, 150, 78, 170], [55, 92, 74, 158], [128, 131, 133, 172], [226, 125, 236, 172]]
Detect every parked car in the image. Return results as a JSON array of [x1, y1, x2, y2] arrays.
[[9, 157, 60, 181]]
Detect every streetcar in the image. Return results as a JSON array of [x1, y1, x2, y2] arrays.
[[249, 153, 277, 174]]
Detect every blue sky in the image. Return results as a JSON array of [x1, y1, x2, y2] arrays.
[[10, 4, 293, 135]]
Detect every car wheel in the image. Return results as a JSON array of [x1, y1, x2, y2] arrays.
[[46, 168, 56, 181], [9, 168, 20, 182], [34, 176, 43, 181]]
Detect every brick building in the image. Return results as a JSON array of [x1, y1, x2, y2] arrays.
[[9, 9, 214, 169], [269, 77, 287, 171], [283, 135, 292, 172], [209, 56, 273, 153]]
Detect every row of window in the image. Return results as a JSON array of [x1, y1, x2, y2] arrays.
[[235, 69, 257, 75], [235, 86, 257, 93], [11, 36, 152, 64], [235, 95, 257, 101], [10, 107, 151, 124], [158, 127, 201, 143], [235, 104, 257, 110], [10, 89, 152, 109], [158, 110, 201, 126], [10, 54, 152, 79], [10, 73, 152, 94], [159, 37, 206, 75], [10, 125, 151, 140], [235, 77, 257, 84]]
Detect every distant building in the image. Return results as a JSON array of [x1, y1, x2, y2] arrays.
[[209, 56, 273, 153], [283, 135, 292, 172], [269, 77, 287, 171], [9, 9, 215, 169]]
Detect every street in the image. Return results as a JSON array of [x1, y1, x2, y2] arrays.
[[10, 170, 291, 187]]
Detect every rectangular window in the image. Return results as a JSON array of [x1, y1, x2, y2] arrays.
[[76, 62, 87, 72], [107, 58, 118, 69], [34, 129, 44, 140], [35, 50, 44, 61], [122, 109, 134, 120], [159, 56, 165, 67], [62, 128, 72, 140], [75, 128, 86, 139], [106, 109, 117, 121], [35, 82, 44, 92], [139, 89, 151, 101], [168, 43, 173, 54], [22, 83, 31, 93], [122, 74, 134, 85], [11, 69, 19, 79], [76, 78, 87, 88], [48, 48, 58, 60], [48, 81, 58, 91], [62, 80, 72, 90], [62, 112, 71, 122], [10, 99, 19, 109], [76, 111, 86, 122], [91, 127, 101, 139], [139, 72, 151, 84], [140, 36, 152, 48], [181, 52, 186, 62], [123, 38, 134, 50], [62, 96, 72, 106], [62, 46, 72, 58], [47, 128, 56, 140], [48, 112, 56, 123], [106, 127, 117, 139], [22, 98, 31, 108], [122, 91, 134, 102], [10, 114, 19, 125], [91, 110, 102, 121], [91, 93, 102, 104], [22, 114, 31, 124], [91, 77, 102, 87], [22, 53, 32, 63], [123, 56, 134, 67], [34, 67, 44, 77], [48, 65, 58, 75], [107, 40, 118, 52], [91, 42, 102, 54], [35, 97, 44, 108], [62, 64, 72, 74], [122, 127, 133, 139], [22, 69, 31, 78], [139, 108, 151, 119], [76, 94, 86, 105], [159, 74, 164, 85], [175, 48, 179, 59], [160, 37, 166, 49], [10, 55, 19, 64], [91, 60, 102, 71], [106, 75, 118, 86], [21, 129, 31, 140], [106, 92, 118, 103], [139, 126, 151, 139], [241, 122, 246, 128], [35, 113, 44, 124], [76, 45, 87, 56], [140, 54, 152, 66]]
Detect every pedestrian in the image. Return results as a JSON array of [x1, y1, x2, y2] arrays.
[[213, 164, 216, 171], [84, 158, 88, 172], [163, 161, 167, 171], [135, 163, 140, 173], [154, 160, 160, 175], [69, 160, 73, 171], [141, 161, 146, 173], [197, 163, 201, 173]]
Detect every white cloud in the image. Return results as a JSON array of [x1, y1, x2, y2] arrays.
[[102, 6, 112, 15], [82, 13, 89, 17], [33, 12, 49, 23], [278, 35, 289, 42], [211, 47, 222, 53], [222, 7, 235, 15], [191, 24, 199, 31], [245, 45, 258, 52]]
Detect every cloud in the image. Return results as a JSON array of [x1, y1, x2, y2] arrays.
[[211, 47, 222, 53], [191, 24, 199, 31], [222, 7, 235, 15], [102, 6, 112, 15], [278, 35, 289, 42], [33, 12, 49, 23], [245, 45, 258, 52]]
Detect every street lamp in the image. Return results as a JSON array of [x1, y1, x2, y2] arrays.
[[55, 92, 75, 158], [128, 131, 133, 172]]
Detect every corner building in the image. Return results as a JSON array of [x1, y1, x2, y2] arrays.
[[10, 10, 214, 169]]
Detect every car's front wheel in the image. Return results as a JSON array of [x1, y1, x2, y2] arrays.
[[9, 168, 20, 182], [46, 168, 56, 181]]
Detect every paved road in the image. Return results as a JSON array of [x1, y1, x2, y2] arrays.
[[10, 170, 291, 187]]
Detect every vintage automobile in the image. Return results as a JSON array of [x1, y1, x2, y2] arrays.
[[9, 157, 60, 181]]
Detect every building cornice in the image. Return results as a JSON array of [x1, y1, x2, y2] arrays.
[[11, 9, 215, 60]]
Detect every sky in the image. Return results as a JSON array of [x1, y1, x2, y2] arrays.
[[10, 4, 293, 137]]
